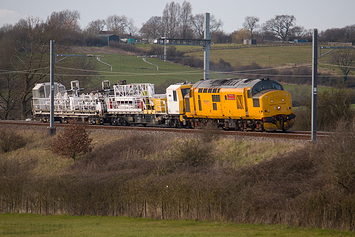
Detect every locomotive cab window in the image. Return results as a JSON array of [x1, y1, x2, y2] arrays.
[[181, 88, 190, 99], [173, 90, 177, 101], [39, 87, 45, 98], [251, 80, 284, 96]]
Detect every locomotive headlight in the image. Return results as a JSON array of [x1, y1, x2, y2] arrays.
[[278, 106, 281, 110]]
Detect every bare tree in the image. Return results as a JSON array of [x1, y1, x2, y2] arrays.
[[290, 26, 312, 41], [45, 10, 81, 44], [127, 18, 138, 36], [330, 49, 355, 85], [263, 14, 296, 41], [243, 16, 259, 39], [344, 24, 355, 42], [162, 1, 181, 38], [320, 25, 355, 43], [0, 10, 95, 119], [140, 16, 164, 42], [180, 0, 193, 39], [106, 15, 133, 37], [47, 10, 80, 31], [85, 19, 106, 35], [191, 13, 223, 38], [2, 17, 49, 119], [0, 72, 18, 119], [0, 25, 19, 119]]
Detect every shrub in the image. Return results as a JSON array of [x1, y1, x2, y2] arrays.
[[0, 128, 27, 153], [50, 123, 92, 161], [72, 133, 165, 174], [170, 138, 214, 169], [109, 41, 144, 54], [292, 88, 355, 131], [145, 44, 163, 56], [317, 88, 355, 130], [181, 55, 203, 68], [320, 122, 355, 193]]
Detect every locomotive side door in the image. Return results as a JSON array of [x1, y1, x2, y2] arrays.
[[166, 85, 180, 115], [243, 88, 250, 117]]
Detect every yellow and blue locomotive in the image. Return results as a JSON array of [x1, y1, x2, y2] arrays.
[[166, 78, 295, 131]]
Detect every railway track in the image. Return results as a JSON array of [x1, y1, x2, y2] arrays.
[[0, 120, 329, 140]]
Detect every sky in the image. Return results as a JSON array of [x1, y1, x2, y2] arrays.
[[0, 0, 354, 34]]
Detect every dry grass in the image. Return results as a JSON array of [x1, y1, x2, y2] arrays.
[[9, 124, 355, 231]]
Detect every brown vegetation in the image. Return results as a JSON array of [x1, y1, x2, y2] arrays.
[[50, 123, 92, 161], [0, 124, 355, 231], [292, 88, 355, 131], [0, 128, 27, 153]]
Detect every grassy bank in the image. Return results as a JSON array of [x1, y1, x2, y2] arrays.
[[1, 214, 353, 237], [1, 123, 355, 231]]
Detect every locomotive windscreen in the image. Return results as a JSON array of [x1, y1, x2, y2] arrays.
[[251, 80, 283, 96], [181, 88, 190, 98]]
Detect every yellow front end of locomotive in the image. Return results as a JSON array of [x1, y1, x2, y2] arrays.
[[259, 90, 293, 117], [258, 90, 295, 131]]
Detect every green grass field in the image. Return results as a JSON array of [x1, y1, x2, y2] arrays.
[[81, 54, 204, 90], [72, 44, 346, 92], [1, 214, 353, 237]]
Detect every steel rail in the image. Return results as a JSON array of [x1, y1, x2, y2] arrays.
[[0, 120, 330, 140]]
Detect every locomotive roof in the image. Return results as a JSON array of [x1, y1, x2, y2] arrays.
[[193, 78, 267, 89]]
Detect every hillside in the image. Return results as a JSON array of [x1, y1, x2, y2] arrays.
[[66, 44, 346, 93]]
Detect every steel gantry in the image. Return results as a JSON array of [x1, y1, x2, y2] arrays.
[[156, 13, 211, 80]]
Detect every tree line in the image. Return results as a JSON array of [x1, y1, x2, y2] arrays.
[[86, 1, 355, 44]]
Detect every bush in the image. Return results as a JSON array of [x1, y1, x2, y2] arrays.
[[145, 44, 163, 56], [109, 41, 144, 54], [72, 133, 166, 174], [291, 88, 355, 131], [50, 123, 92, 161], [317, 89, 355, 131], [171, 139, 214, 168], [320, 122, 355, 193], [0, 128, 27, 153], [181, 55, 204, 68]]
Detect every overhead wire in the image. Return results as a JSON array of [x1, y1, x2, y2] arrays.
[[0, 67, 50, 75]]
